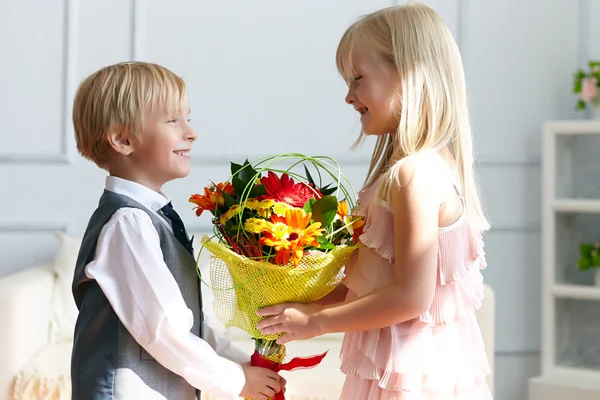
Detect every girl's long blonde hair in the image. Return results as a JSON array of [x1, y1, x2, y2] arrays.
[[336, 3, 490, 231]]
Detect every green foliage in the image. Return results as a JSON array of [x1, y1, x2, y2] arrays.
[[578, 241, 600, 271]]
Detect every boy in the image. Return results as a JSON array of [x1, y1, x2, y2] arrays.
[[70, 62, 283, 399]]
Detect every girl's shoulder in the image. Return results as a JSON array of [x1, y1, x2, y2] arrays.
[[389, 151, 449, 194]]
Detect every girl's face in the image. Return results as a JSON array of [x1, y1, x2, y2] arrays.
[[344, 40, 401, 135]]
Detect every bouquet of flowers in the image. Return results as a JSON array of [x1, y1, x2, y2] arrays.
[[190, 154, 363, 400]]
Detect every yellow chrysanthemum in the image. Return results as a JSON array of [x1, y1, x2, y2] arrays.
[[244, 218, 267, 233], [245, 199, 260, 210], [255, 199, 275, 218], [219, 205, 241, 224], [272, 202, 292, 217], [269, 222, 292, 240]]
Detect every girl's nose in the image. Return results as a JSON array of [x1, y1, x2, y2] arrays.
[[345, 90, 356, 105], [186, 127, 198, 142]]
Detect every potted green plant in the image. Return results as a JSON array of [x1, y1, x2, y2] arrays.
[[573, 61, 600, 118], [578, 240, 600, 286]]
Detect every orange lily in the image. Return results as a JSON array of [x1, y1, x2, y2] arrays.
[[189, 182, 235, 216], [337, 200, 365, 240]]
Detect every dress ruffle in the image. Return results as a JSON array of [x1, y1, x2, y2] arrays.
[[339, 313, 490, 393], [338, 183, 491, 399]]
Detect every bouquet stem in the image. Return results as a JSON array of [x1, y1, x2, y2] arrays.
[[247, 339, 286, 400], [246, 338, 329, 400]]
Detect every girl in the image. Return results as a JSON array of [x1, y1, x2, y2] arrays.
[[256, 3, 492, 400]]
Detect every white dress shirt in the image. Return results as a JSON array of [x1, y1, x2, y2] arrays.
[[85, 176, 249, 399]]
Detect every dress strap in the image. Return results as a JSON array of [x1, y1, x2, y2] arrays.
[[451, 178, 463, 200], [437, 159, 463, 201]]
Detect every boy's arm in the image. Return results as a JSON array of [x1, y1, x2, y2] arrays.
[[202, 320, 250, 364], [86, 209, 250, 400]]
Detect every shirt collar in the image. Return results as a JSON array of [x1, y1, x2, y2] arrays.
[[105, 176, 170, 213]]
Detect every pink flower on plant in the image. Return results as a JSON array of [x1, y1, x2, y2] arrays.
[[581, 76, 598, 103]]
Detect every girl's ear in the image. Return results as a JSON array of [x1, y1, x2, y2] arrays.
[[107, 128, 135, 156]]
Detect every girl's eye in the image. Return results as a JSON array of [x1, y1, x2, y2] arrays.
[[167, 119, 178, 123], [354, 75, 363, 81]]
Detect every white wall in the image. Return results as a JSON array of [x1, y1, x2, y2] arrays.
[[0, 0, 589, 399]]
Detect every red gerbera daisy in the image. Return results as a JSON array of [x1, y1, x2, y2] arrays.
[[258, 171, 322, 208]]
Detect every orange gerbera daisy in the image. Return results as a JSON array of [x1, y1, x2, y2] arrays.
[[189, 182, 235, 216], [260, 208, 324, 266]]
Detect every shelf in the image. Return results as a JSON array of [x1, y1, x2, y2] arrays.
[[546, 120, 600, 135], [549, 367, 600, 386], [551, 284, 600, 301], [530, 371, 600, 400], [552, 199, 600, 213]]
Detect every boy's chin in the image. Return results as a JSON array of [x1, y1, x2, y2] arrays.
[[172, 168, 191, 179]]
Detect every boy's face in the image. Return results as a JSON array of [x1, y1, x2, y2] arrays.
[[128, 98, 197, 190]]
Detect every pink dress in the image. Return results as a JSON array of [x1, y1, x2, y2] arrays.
[[339, 180, 493, 400]]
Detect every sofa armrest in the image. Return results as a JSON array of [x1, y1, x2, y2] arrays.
[[0, 266, 55, 400]]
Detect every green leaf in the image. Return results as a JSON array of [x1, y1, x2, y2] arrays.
[[316, 235, 335, 250], [320, 183, 338, 196], [303, 198, 316, 214], [592, 250, 600, 267], [304, 164, 316, 186], [221, 191, 238, 208], [578, 257, 591, 270], [238, 159, 257, 184], [576, 99, 586, 110], [231, 159, 261, 199], [232, 176, 248, 198], [311, 195, 338, 227], [248, 184, 267, 198], [231, 162, 244, 176], [580, 243, 595, 254], [573, 70, 586, 93]]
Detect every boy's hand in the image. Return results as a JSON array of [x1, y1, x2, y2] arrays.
[[239, 364, 282, 399]]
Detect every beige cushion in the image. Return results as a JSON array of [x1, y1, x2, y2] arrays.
[[0, 267, 55, 400], [48, 232, 81, 344], [13, 343, 72, 400]]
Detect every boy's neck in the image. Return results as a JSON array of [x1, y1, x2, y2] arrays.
[[108, 169, 164, 193]]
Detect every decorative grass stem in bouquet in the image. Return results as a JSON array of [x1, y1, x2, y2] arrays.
[[190, 154, 363, 400]]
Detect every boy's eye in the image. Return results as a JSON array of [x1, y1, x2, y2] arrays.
[[354, 75, 362, 81], [167, 119, 178, 123]]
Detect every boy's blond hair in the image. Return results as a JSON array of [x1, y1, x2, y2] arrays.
[[336, 3, 489, 231], [73, 62, 187, 168]]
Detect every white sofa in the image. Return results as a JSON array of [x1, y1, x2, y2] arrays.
[[0, 233, 495, 400]]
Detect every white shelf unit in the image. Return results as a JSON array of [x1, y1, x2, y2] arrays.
[[530, 120, 600, 400]]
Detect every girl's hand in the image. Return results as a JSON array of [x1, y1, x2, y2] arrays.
[[256, 303, 325, 344]]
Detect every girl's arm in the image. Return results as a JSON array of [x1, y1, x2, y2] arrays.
[[257, 156, 442, 343]]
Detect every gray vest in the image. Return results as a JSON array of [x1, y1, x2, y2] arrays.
[[71, 190, 203, 400]]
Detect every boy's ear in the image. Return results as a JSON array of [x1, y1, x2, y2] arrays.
[[107, 129, 135, 156]]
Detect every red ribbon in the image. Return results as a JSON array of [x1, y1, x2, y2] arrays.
[[250, 350, 328, 400]]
